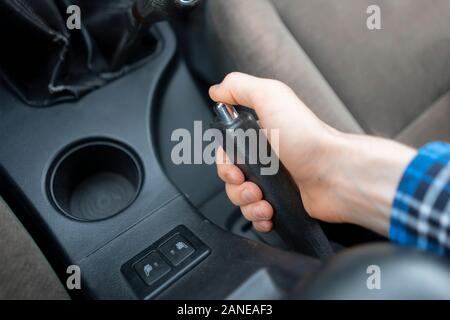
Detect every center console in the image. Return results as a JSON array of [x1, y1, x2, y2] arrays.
[[0, 22, 320, 299]]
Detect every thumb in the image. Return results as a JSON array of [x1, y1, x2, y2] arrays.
[[209, 72, 293, 116]]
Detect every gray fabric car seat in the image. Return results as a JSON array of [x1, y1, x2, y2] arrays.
[[0, 197, 69, 300], [206, 0, 450, 146]]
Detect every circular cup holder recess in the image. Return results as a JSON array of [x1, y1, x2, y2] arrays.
[[49, 141, 143, 221]]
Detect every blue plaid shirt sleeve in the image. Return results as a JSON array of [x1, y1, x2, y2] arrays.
[[390, 142, 450, 257]]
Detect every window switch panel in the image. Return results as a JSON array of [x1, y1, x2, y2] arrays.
[[121, 225, 210, 300]]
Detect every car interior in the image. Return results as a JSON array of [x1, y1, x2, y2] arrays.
[[0, 0, 449, 300]]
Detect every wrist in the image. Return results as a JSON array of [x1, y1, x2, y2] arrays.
[[329, 132, 417, 235], [294, 127, 352, 223]]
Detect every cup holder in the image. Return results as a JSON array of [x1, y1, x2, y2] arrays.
[[49, 140, 143, 221]]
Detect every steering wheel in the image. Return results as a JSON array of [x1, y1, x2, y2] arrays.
[[294, 243, 450, 299]]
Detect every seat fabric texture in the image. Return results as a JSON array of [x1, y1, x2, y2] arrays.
[[0, 197, 69, 300], [207, 0, 450, 146]]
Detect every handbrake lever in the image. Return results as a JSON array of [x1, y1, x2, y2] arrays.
[[211, 103, 333, 259]]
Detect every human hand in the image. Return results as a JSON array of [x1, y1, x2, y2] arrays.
[[210, 73, 416, 236], [210, 72, 344, 233]]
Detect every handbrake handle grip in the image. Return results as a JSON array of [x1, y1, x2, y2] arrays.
[[211, 103, 333, 259]]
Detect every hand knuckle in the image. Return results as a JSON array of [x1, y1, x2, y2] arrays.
[[224, 72, 241, 83]]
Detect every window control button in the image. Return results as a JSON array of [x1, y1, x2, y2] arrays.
[[159, 234, 195, 266], [134, 252, 171, 286]]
